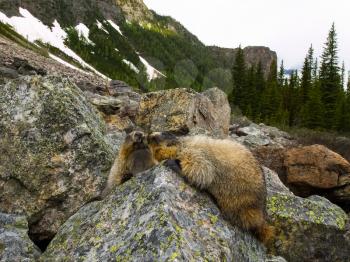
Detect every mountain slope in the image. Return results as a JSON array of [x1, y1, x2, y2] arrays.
[[0, 0, 277, 92]]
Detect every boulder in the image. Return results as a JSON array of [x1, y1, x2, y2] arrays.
[[42, 166, 269, 261], [263, 167, 292, 196], [253, 147, 286, 177], [0, 66, 19, 79], [41, 164, 349, 261], [283, 145, 350, 201], [86, 91, 139, 117], [232, 123, 294, 149], [263, 168, 350, 262], [11, 57, 47, 76], [267, 193, 349, 262], [0, 76, 115, 245], [136, 88, 230, 137], [0, 212, 41, 261], [84, 91, 137, 131], [202, 87, 231, 130]]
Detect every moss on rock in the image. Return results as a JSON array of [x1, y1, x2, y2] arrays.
[[0, 76, 115, 241]]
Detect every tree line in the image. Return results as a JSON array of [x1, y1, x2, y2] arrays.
[[230, 24, 350, 133]]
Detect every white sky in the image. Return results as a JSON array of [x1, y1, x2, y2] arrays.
[[144, 0, 350, 70]]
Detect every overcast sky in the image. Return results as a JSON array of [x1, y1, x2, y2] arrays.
[[144, 0, 350, 70]]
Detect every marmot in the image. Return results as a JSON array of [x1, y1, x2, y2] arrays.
[[147, 132, 273, 244], [101, 130, 156, 198]]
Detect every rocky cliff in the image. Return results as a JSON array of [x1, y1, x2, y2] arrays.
[[209, 46, 277, 76], [0, 0, 124, 26]]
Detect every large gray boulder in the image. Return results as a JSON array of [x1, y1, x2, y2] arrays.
[[0, 212, 41, 261], [232, 123, 294, 149], [264, 168, 350, 262], [0, 76, 115, 245], [41, 164, 349, 261], [42, 166, 268, 261], [136, 88, 231, 137]]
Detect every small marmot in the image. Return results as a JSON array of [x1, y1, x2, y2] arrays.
[[147, 132, 273, 244], [101, 130, 156, 198]]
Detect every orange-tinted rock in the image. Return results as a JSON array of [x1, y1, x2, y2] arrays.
[[284, 145, 350, 190]]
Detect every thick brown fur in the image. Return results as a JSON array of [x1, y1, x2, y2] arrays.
[[148, 132, 274, 245], [101, 131, 156, 198]]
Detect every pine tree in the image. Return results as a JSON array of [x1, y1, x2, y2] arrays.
[[312, 58, 318, 82], [231, 46, 247, 109], [319, 23, 342, 128], [253, 61, 265, 121], [300, 45, 314, 104], [245, 65, 257, 118], [336, 75, 350, 132], [341, 61, 345, 88], [260, 60, 281, 123], [278, 60, 285, 86], [303, 83, 325, 129], [286, 70, 300, 126]]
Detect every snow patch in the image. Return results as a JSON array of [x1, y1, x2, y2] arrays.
[[0, 8, 109, 79], [96, 20, 109, 34], [139, 56, 166, 80], [107, 20, 123, 36], [75, 23, 94, 45], [123, 59, 140, 73], [49, 53, 89, 74]]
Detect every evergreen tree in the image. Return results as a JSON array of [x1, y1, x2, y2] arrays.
[[278, 60, 285, 86], [253, 61, 265, 121], [319, 23, 342, 128], [341, 61, 345, 88], [231, 46, 247, 109], [312, 58, 318, 82], [245, 65, 257, 118], [286, 70, 300, 126], [260, 60, 281, 123], [336, 75, 350, 132], [303, 83, 325, 129], [300, 45, 314, 104], [255, 61, 265, 95]]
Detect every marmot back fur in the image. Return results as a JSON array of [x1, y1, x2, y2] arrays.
[[102, 131, 156, 198], [147, 132, 273, 244]]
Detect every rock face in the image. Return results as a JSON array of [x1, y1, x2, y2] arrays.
[[283, 145, 350, 203], [115, 0, 153, 23], [209, 46, 277, 77], [42, 166, 268, 261], [0, 76, 114, 245], [264, 168, 350, 262], [0, 0, 124, 26], [136, 88, 231, 137], [0, 212, 41, 261]]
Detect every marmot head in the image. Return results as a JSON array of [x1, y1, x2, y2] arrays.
[[147, 132, 179, 161], [124, 130, 148, 150]]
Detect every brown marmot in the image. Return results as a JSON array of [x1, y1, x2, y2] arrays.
[[147, 132, 273, 244], [101, 130, 156, 198]]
